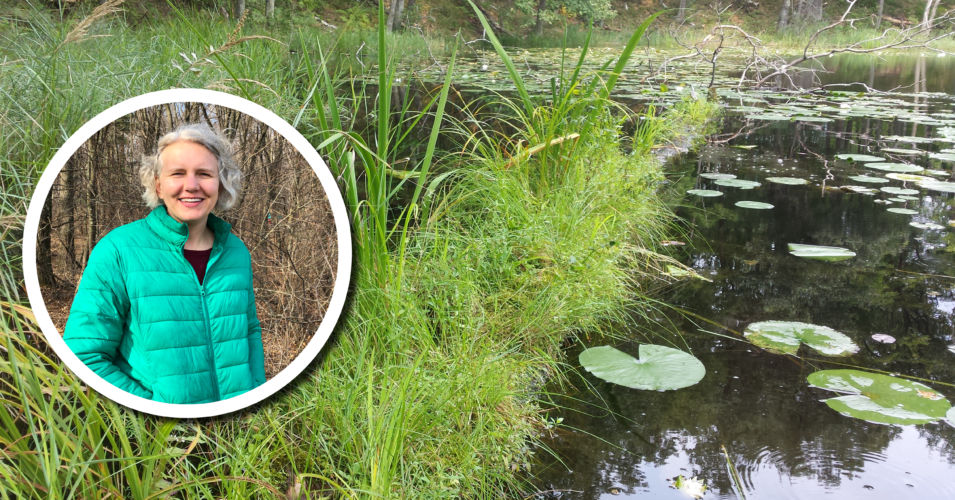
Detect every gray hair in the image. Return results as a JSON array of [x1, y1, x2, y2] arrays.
[[139, 123, 241, 211]]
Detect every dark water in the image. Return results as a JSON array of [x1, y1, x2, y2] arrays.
[[532, 54, 955, 499]]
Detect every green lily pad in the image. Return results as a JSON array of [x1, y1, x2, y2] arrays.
[[848, 175, 889, 184], [885, 173, 933, 182], [715, 178, 761, 189], [898, 195, 919, 201], [835, 154, 883, 162], [884, 135, 935, 144], [808, 369, 951, 425], [687, 189, 723, 197], [880, 186, 920, 195], [887, 197, 908, 203], [864, 162, 925, 173], [918, 180, 955, 193], [765, 176, 809, 185], [788, 243, 856, 261], [794, 115, 833, 123], [887, 207, 919, 215], [699, 172, 736, 180], [910, 221, 946, 230], [924, 169, 949, 176], [579, 345, 705, 391], [744, 321, 859, 356], [746, 113, 792, 121], [881, 148, 923, 155], [735, 201, 774, 209], [841, 185, 878, 194], [929, 152, 955, 162]]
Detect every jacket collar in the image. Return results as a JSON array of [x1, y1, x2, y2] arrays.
[[146, 205, 232, 249]]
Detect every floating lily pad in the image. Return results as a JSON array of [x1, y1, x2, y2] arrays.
[[880, 186, 920, 195], [715, 178, 761, 189], [787, 243, 856, 261], [918, 180, 955, 193], [885, 173, 933, 182], [579, 345, 705, 391], [841, 185, 878, 194], [836, 154, 884, 162], [884, 135, 935, 144], [765, 176, 809, 185], [898, 195, 919, 201], [910, 221, 945, 230], [871, 333, 896, 344], [848, 175, 889, 184], [864, 162, 925, 173], [687, 189, 724, 197], [744, 321, 859, 356], [734, 201, 774, 209], [881, 148, 923, 155], [924, 169, 949, 176], [808, 369, 951, 425], [700, 172, 736, 180], [887, 207, 919, 215], [794, 115, 833, 123], [930, 152, 955, 162], [746, 113, 791, 121]]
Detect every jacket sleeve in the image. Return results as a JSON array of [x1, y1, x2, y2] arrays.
[[63, 238, 153, 399], [246, 269, 266, 386]]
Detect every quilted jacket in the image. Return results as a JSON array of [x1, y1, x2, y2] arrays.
[[64, 205, 266, 404]]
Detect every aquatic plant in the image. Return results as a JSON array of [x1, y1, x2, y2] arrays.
[[787, 243, 856, 261], [744, 321, 858, 356], [579, 345, 705, 391], [808, 369, 952, 426]]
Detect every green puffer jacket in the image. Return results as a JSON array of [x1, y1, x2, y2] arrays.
[[64, 206, 266, 404]]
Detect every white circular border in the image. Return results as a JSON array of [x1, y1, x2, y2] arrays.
[[23, 89, 352, 418]]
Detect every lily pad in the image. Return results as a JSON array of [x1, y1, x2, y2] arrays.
[[887, 207, 919, 215], [910, 221, 945, 230], [735, 201, 774, 209], [746, 113, 792, 121], [687, 189, 723, 197], [843, 185, 879, 194], [765, 176, 809, 185], [835, 154, 884, 162], [787, 243, 856, 261], [699, 172, 736, 180], [918, 180, 955, 193], [864, 162, 925, 173], [948, 406, 955, 428], [871, 333, 896, 344], [885, 173, 933, 182], [848, 175, 889, 184], [881, 148, 923, 155], [579, 345, 705, 391], [929, 152, 955, 162], [880, 186, 920, 195], [715, 178, 761, 189], [808, 369, 951, 425], [744, 321, 859, 356]]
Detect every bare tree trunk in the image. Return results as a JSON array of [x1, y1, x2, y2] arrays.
[[387, 0, 405, 31], [678, 0, 687, 22], [63, 160, 76, 266], [233, 0, 245, 20], [778, 0, 791, 29], [535, 0, 545, 35], [38, 198, 55, 288], [876, 0, 884, 28], [266, 0, 274, 18], [928, 0, 941, 29], [84, 141, 96, 266]]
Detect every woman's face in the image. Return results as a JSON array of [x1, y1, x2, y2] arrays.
[[155, 140, 220, 228]]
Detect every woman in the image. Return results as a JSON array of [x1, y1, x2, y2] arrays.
[[64, 123, 266, 404]]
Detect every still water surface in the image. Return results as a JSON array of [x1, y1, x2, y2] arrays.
[[532, 53, 955, 499]]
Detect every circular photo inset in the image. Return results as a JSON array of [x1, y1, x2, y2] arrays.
[[23, 89, 351, 418]]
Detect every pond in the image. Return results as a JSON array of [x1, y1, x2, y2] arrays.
[[530, 53, 955, 499]]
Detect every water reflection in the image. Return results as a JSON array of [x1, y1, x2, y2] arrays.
[[533, 55, 955, 499]]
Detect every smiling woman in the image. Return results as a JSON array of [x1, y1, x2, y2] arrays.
[[30, 93, 346, 417], [63, 123, 266, 404]]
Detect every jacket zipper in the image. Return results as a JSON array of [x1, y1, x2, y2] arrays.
[[185, 245, 222, 402]]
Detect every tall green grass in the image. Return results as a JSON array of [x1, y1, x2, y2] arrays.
[[0, 2, 717, 497]]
